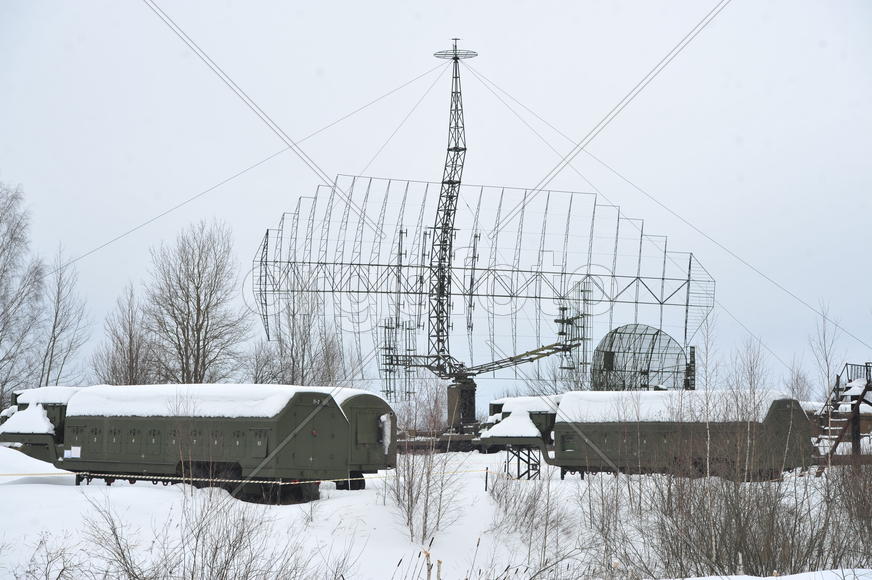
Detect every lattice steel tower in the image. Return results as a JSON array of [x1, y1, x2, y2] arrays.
[[429, 39, 477, 378]]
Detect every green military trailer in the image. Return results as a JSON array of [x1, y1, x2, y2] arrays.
[[0, 384, 396, 502], [479, 390, 817, 481]]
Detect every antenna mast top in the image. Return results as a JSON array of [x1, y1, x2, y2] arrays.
[[434, 38, 477, 61]]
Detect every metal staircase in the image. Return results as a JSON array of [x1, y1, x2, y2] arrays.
[[814, 362, 872, 474]]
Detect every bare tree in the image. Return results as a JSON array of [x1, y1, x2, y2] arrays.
[[784, 356, 813, 402], [245, 338, 279, 385], [0, 184, 44, 404], [393, 376, 447, 436], [809, 301, 843, 401], [727, 336, 767, 395], [725, 337, 769, 480], [695, 314, 719, 477], [697, 313, 720, 391], [144, 220, 250, 384], [36, 249, 88, 386], [247, 294, 344, 386], [91, 284, 155, 385], [526, 359, 585, 396]]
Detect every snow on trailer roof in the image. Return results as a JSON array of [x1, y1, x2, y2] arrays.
[[64, 384, 382, 419], [480, 410, 541, 439], [556, 389, 791, 423], [480, 395, 562, 439], [15, 386, 83, 406], [491, 394, 562, 414], [0, 404, 54, 435]]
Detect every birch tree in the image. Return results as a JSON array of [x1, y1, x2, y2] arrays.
[[809, 302, 843, 400], [36, 250, 89, 385], [144, 220, 250, 384], [0, 184, 44, 402]]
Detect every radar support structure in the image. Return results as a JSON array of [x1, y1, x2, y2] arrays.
[[413, 40, 587, 431], [430, 40, 478, 428]]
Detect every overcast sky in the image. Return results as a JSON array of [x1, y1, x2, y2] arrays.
[[1, 1, 870, 394]]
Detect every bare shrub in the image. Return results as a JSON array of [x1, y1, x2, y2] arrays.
[[388, 443, 462, 543], [465, 558, 588, 580], [312, 536, 361, 580], [487, 470, 582, 576], [83, 491, 314, 579], [649, 476, 862, 576], [144, 220, 250, 384], [574, 473, 634, 578], [832, 465, 872, 550], [579, 472, 870, 578], [13, 532, 89, 580]]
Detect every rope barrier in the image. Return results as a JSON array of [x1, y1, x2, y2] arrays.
[[0, 467, 496, 486]]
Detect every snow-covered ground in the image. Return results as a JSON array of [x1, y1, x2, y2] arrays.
[[0, 446, 514, 579], [1, 446, 870, 579]]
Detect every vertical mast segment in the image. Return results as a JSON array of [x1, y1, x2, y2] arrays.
[[430, 39, 477, 377]]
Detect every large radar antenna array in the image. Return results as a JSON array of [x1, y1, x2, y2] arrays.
[[253, 40, 715, 433]]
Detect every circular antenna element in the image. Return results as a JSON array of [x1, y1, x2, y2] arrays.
[[434, 38, 477, 60]]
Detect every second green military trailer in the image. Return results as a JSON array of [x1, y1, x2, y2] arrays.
[[478, 390, 816, 481]]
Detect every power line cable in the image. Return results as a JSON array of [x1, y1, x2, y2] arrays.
[[299, 63, 445, 144], [47, 63, 445, 279], [462, 64, 600, 192], [579, 153, 872, 352], [465, 62, 792, 371], [467, 63, 872, 353], [141, 0, 382, 237], [715, 301, 791, 369], [491, 0, 732, 237], [360, 63, 449, 175]]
